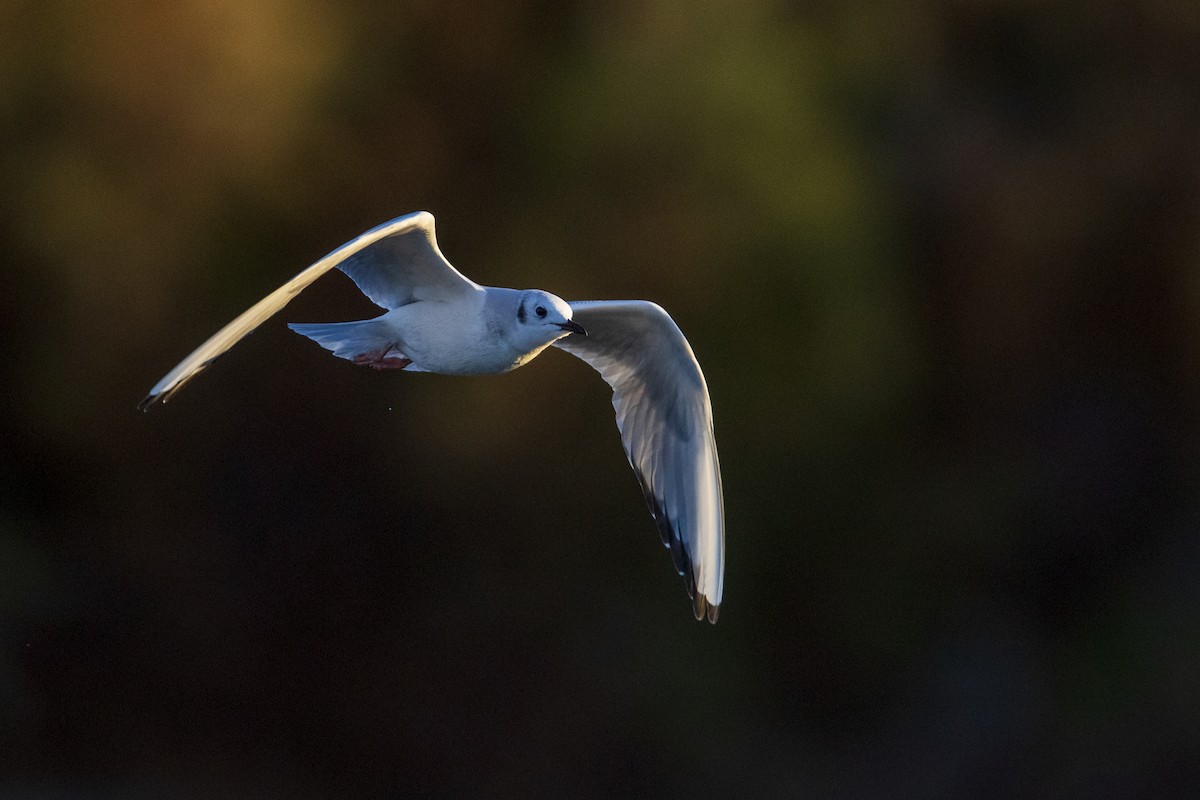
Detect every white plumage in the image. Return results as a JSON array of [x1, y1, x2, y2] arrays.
[[141, 212, 725, 622]]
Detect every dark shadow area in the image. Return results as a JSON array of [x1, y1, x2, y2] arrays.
[[2, 1, 1199, 796]]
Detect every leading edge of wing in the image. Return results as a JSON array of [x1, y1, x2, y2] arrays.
[[334, 212, 480, 310], [139, 212, 448, 409]]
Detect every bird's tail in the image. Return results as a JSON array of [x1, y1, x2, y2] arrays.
[[288, 317, 412, 368]]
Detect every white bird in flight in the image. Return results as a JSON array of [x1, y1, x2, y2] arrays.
[[140, 212, 724, 622]]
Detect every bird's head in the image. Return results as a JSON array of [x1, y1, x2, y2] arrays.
[[513, 290, 586, 349]]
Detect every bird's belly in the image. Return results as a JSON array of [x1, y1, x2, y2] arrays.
[[408, 344, 522, 375], [411, 339, 549, 375], [387, 309, 523, 375]]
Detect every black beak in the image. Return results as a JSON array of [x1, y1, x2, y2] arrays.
[[557, 320, 588, 336]]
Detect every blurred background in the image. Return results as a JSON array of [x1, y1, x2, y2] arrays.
[[2, 0, 1199, 796]]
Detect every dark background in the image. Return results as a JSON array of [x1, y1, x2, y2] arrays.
[[3, 1, 1200, 796]]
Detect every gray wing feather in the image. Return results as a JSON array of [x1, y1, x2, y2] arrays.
[[554, 300, 724, 622], [336, 212, 478, 309], [139, 212, 476, 408]]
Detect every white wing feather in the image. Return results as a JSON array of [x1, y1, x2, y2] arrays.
[[139, 212, 477, 408], [554, 301, 725, 622]]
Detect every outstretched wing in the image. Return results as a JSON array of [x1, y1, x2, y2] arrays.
[[139, 212, 478, 409], [554, 301, 724, 622], [335, 212, 478, 310]]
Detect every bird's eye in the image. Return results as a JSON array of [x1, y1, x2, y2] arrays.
[[535, 306, 547, 318]]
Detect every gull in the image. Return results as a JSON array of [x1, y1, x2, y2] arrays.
[[140, 212, 724, 622]]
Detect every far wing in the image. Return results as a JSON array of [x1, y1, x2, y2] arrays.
[[554, 301, 725, 622], [335, 212, 478, 310], [139, 212, 478, 409]]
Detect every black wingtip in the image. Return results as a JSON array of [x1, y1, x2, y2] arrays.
[[139, 370, 198, 411], [692, 593, 719, 624], [138, 382, 181, 410]]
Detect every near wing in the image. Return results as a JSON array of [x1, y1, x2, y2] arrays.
[[554, 301, 725, 622], [139, 212, 478, 409]]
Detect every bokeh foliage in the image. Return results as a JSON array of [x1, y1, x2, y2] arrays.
[[2, 0, 1199, 796]]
